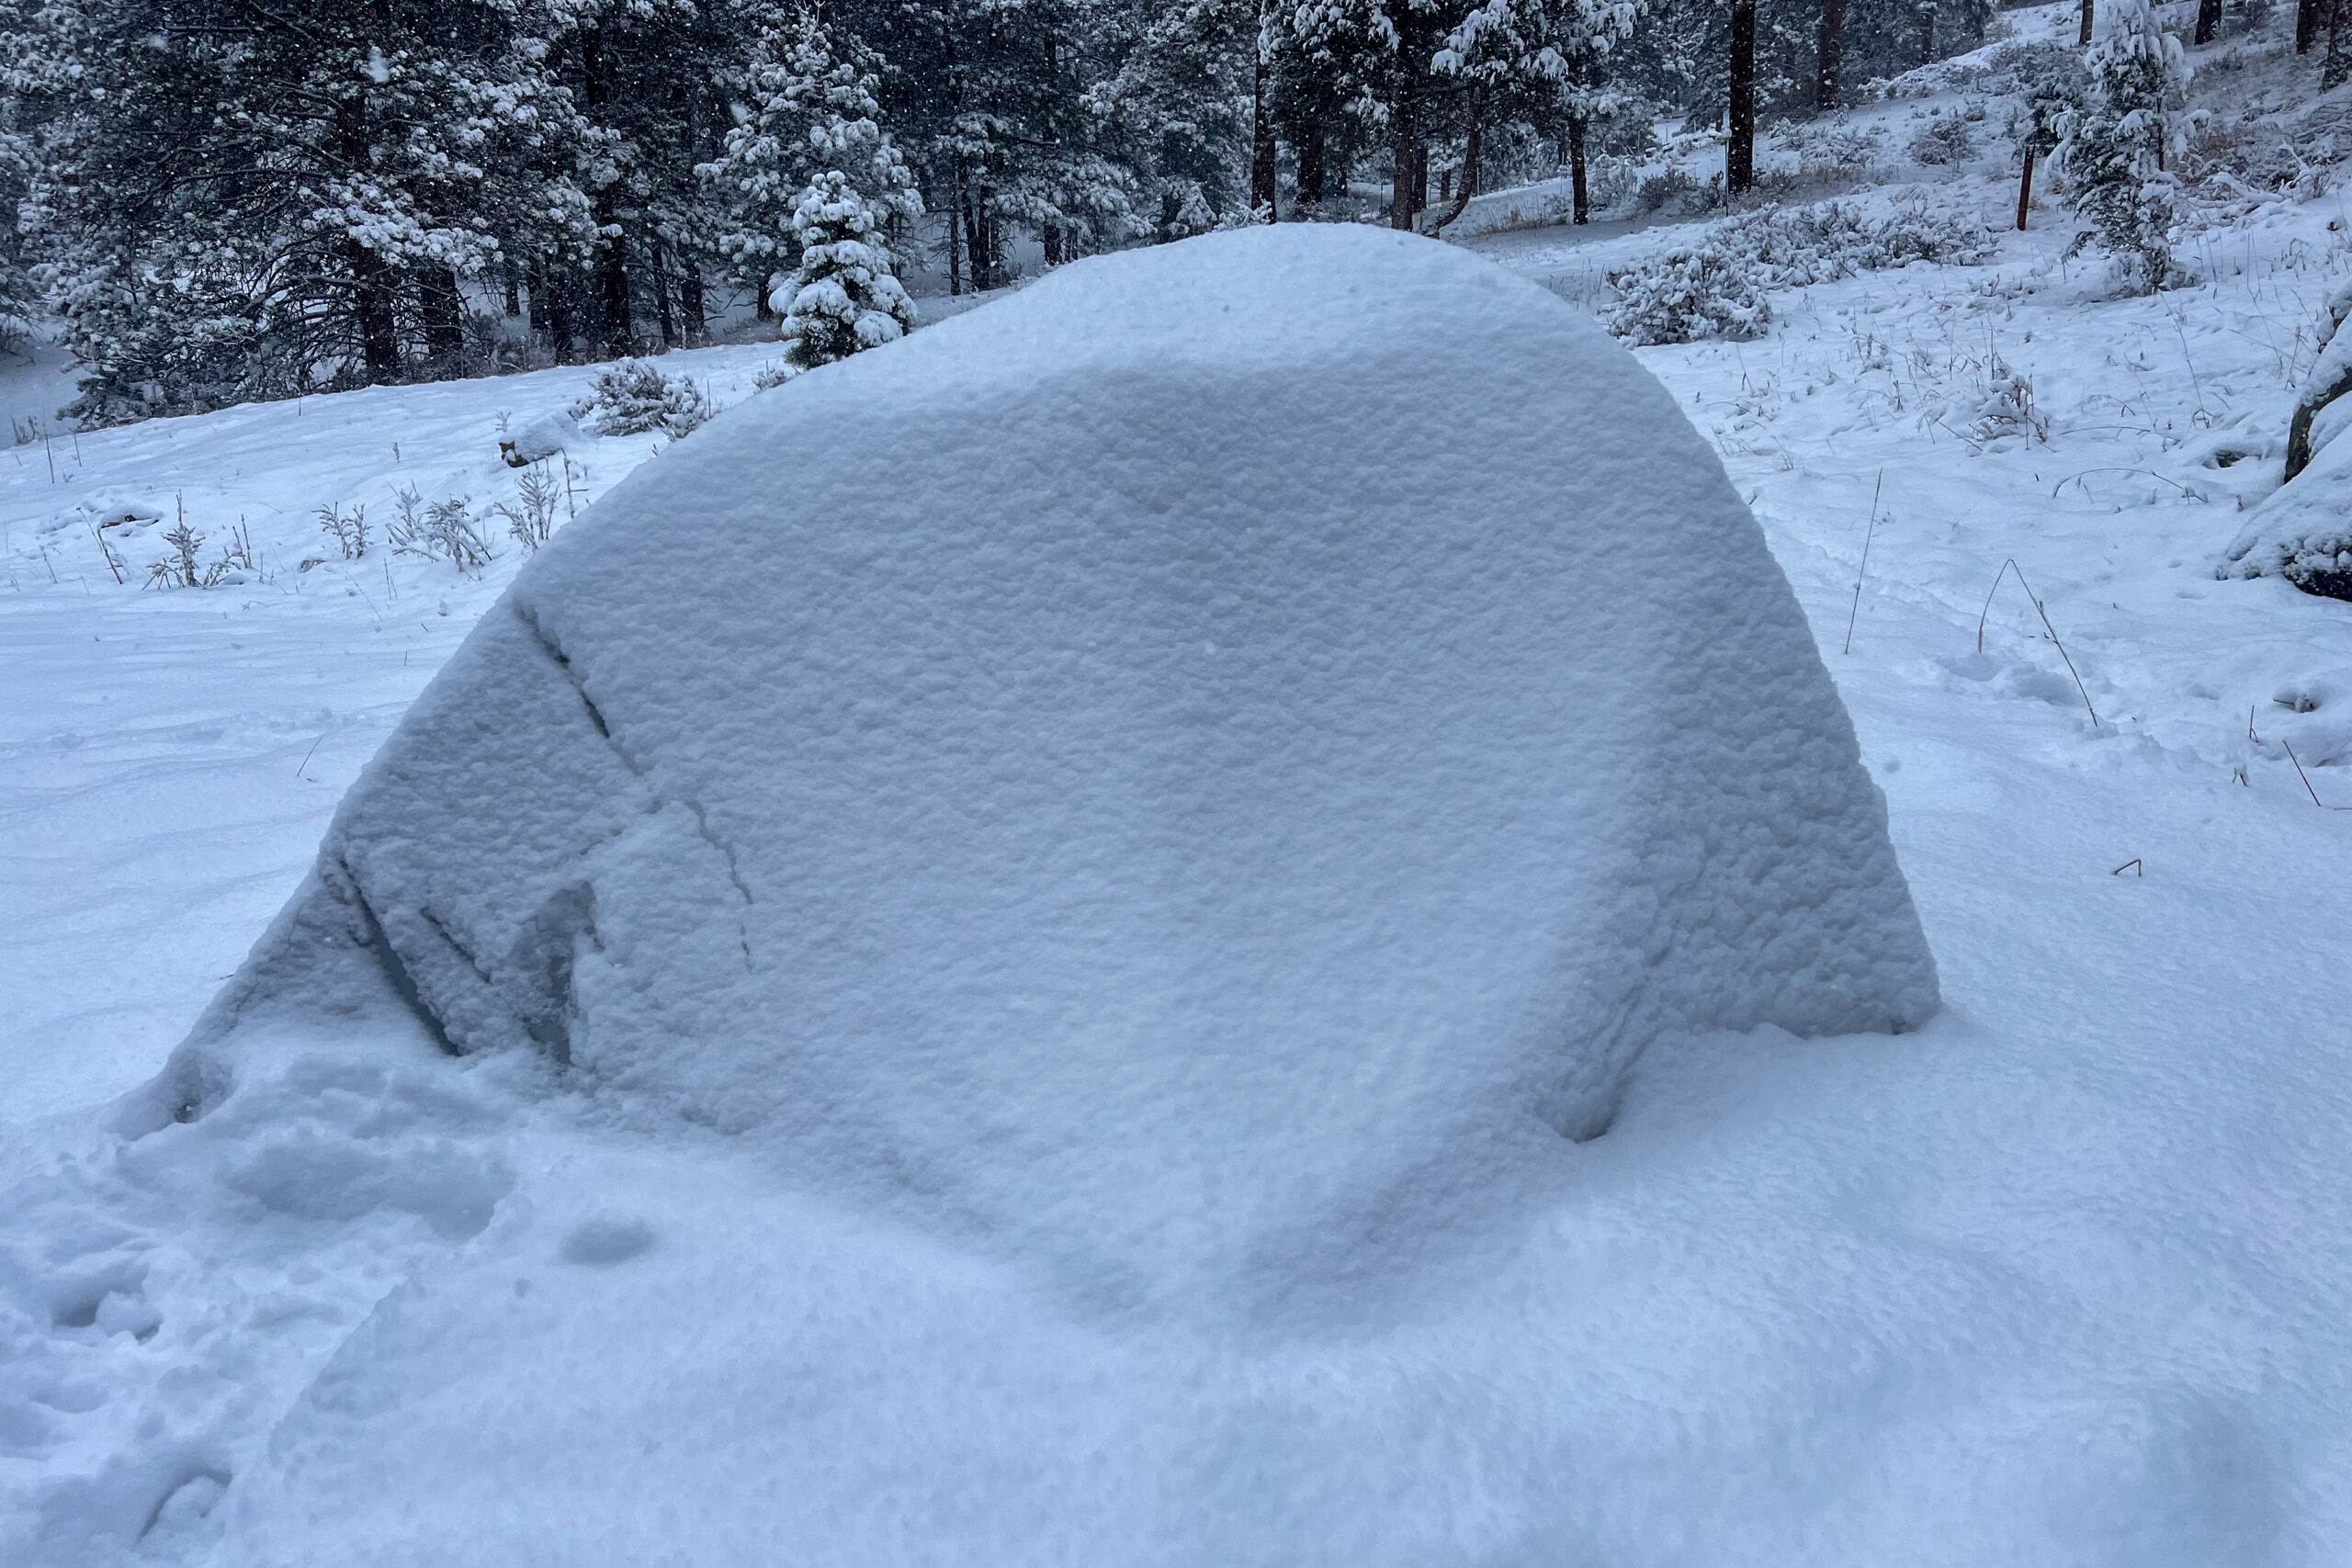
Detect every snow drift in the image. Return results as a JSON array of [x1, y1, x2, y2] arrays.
[[153, 223, 1934, 1299]]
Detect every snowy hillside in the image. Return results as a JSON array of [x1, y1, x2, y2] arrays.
[[6, 5, 2352, 1561]]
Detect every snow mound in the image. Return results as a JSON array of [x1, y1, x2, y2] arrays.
[[159, 224, 1935, 1298]]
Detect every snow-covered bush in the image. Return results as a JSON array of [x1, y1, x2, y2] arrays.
[[1779, 121, 1886, 173], [2057, 0, 2192, 292], [569, 359, 718, 439], [1634, 166, 1711, 215], [1908, 113, 1978, 165], [1160, 180, 1219, 239], [1972, 356, 2045, 443], [1605, 200, 1995, 344], [1606, 247, 1775, 344]]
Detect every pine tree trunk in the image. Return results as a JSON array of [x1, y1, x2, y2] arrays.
[[1251, 51, 1279, 219], [596, 218, 631, 355], [1816, 0, 1846, 109], [680, 261, 707, 342], [946, 174, 965, 296], [1728, 0, 1757, 194], [420, 266, 463, 365], [1568, 114, 1589, 224], [526, 262, 547, 335], [1298, 115, 1327, 207], [652, 245, 676, 349], [2078, 0, 2094, 47], [1411, 141, 1429, 214], [2300, 0, 2320, 52], [2196, 0, 2221, 42], [2331, 0, 2351, 87], [347, 240, 401, 383], [502, 262, 521, 318], [1430, 123, 1480, 232], [1390, 79, 1418, 229], [334, 100, 400, 383], [547, 270, 576, 356], [2017, 147, 2034, 231], [581, 26, 631, 355], [1919, 0, 1937, 64]]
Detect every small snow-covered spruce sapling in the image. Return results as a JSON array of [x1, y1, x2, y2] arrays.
[[779, 169, 922, 369], [700, 9, 922, 367], [2054, 0, 2191, 292]]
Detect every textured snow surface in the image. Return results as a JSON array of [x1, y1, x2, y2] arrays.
[[17, 102, 2352, 1561]]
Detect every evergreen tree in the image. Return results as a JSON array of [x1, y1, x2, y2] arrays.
[[33, 0, 594, 423], [2057, 0, 2189, 292], [780, 168, 920, 365], [705, 10, 918, 322]]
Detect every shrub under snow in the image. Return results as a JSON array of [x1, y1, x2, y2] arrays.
[[1606, 200, 1996, 345], [569, 359, 718, 439]]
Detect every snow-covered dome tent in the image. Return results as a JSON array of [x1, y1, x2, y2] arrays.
[[151, 223, 1935, 1302]]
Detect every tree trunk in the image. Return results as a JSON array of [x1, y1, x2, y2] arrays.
[[526, 261, 547, 336], [1251, 50, 1279, 218], [946, 172, 965, 296], [1430, 124, 1481, 233], [1729, 0, 1757, 194], [2078, 0, 2094, 46], [582, 26, 631, 355], [2300, 0, 2320, 52], [2196, 0, 2221, 42], [420, 266, 463, 365], [2017, 147, 2035, 231], [1411, 141, 1429, 213], [680, 259, 706, 342], [1816, 0, 1846, 109], [1920, 0, 1937, 63], [1298, 114, 1327, 207], [502, 261, 521, 318], [962, 185, 991, 290], [335, 101, 400, 382], [347, 241, 401, 382], [651, 243, 676, 349], [2331, 0, 2350, 87], [1390, 79, 1418, 229], [1568, 114, 1589, 223]]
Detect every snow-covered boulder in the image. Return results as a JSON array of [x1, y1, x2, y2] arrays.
[[156, 223, 1935, 1292]]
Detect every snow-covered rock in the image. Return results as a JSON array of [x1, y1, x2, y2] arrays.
[[114, 223, 1935, 1560], [495, 409, 581, 467], [181, 218, 1931, 1180]]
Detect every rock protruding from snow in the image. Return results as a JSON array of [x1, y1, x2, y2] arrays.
[[170, 224, 1936, 1296]]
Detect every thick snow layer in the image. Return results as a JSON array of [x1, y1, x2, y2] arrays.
[[17, 51, 2352, 1554], [179, 227, 1934, 1314]]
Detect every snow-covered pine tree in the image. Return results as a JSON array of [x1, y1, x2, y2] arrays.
[[778, 168, 920, 367], [33, 0, 596, 422], [703, 9, 917, 332], [2056, 0, 2190, 292], [1433, 0, 1638, 224]]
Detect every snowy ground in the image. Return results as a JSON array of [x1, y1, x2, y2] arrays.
[[7, 8, 2352, 1558]]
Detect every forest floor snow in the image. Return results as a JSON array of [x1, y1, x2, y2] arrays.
[[6, 118, 2352, 1564]]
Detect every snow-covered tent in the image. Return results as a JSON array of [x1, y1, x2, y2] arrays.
[[154, 220, 1933, 1294]]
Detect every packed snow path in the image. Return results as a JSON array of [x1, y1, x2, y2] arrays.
[[5, 201, 2351, 1562]]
